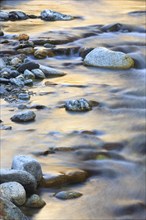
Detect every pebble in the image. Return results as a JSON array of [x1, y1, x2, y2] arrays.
[[41, 172, 67, 187], [65, 98, 92, 112], [0, 182, 26, 206], [0, 58, 6, 69], [17, 47, 34, 55], [0, 11, 9, 21], [0, 124, 12, 130], [41, 9, 73, 21], [11, 110, 36, 122], [39, 64, 65, 77], [10, 78, 24, 87], [10, 57, 22, 66], [34, 49, 48, 59], [8, 11, 28, 21], [0, 77, 10, 84], [65, 169, 88, 184], [31, 69, 46, 79], [55, 191, 82, 200], [24, 79, 33, 86], [25, 194, 46, 208], [11, 155, 43, 184], [17, 62, 40, 73], [9, 70, 20, 78], [24, 69, 35, 79], [18, 93, 30, 100], [18, 34, 29, 41]]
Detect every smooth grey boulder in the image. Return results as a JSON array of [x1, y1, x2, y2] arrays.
[[55, 191, 82, 200], [39, 64, 66, 77], [25, 194, 46, 208], [65, 98, 92, 112], [0, 11, 9, 21], [11, 111, 36, 123], [31, 69, 45, 79], [41, 9, 73, 21], [17, 62, 39, 73], [0, 169, 37, 193], [11, 155, 43, 184], [0, 197, 29, 220], [0, 182, 26, 206], [84, 47, 134, 69], [8, 11, 28, 21], [24, 69, 35, 79]]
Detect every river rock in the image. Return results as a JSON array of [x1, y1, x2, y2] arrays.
[[65, 169, 88, 184], [18, 93, 30, 100], [0, 30, 4, 36], [65, 98, 92, 112], [11, 111, 36, 122], [0, 11, 9, 21], [55, 191, 82, 200], [0, 182, 26, 206], [18, 34, 29, 41], [25, 194, 46, 208], [0, 169, 37, 193], [24, 79, 33, 86], [0, 58, 6, 70], [9, 70, 20, 78], [31, 69, 46, 79], [10, 78, 24, 87], [17, 62, 39, 73], [34, 49, 48, 59], [0, 78, 10, 84], [39, 64, 66, 77], [17, 47, 35, 55], [11, 155, 43, 184], [24, 69, 35, 79], [0, 124, 12, 130], [0, 197, 29, 220], [8, 11, 28, 21], [84, 47, 134, 69], [41, 9, 73, 21], [40, 172, 67, 187], [10, 57, 22, 66]]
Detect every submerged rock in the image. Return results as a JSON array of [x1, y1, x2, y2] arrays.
[[11, 111, 36, 122], [65, 169, 88, 184], [41, 172, 67, 187], [0, 182, 26, 206], [8, 11, 28, 21], [55, 191, 82, 200], [41, 9, 73, 21], [0, 169, 37, 193], [25, 194, 46, 208], [24, 69, 35, 79], [0, 11, 9, 21], [11, 155, 43, 184], [39, 65, 66, 77], [34, 49, 48, 59], [17, 62, 39, 73], [0, 197, 29, 220], [10, 78, 24, 87], [84, 47, 134, 69], [65, 98, 92, 112]]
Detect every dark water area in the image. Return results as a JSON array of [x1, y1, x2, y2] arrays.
[[0, 0, 146, 220]]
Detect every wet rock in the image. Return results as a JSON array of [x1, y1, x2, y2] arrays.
[[0, 182, 26, 206], [0, 58, 6, 70], [17, 47, 35, 55], [24, 79, 33, 86], [28, 14, 39, 19], [18, 93, 30, 100], [31, 69, 45, 79], [10, 78, 24, 87], [65, 98, 92, 112], [16, 74, 25, 81], [18, 34, 29, 41], [65, 169, 88, 184], [39, 65, 65, 77], [41, 9, 73, 21], [17, 104, 28, 110], [0, 124, 12, 130], [0, 11, 9, 21], [34, 49, 48, 59], [84, 47, 134, 69], [17, 62, 39, 73], [28, 104, 47, 110], [0, 169, 37, 193], [10, 57, 22, 67], [100, 23, 124, 32], [8, 11, 28, 21], [11, 110, 36, 122], [11, 155, 43, 184], [25, 194, 46, 208], [0, 86, 8, 96], [55, 191, 82, 200], [41, 172, 67, 187], [32, 39, 52, 46], [0, 197, 29, 220], [44, 43, 55, 48], [9, 70, 20, 78], [0, 78, 10, 84], [24, 69, 35, 79]]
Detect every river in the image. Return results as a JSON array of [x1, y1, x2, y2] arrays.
[[0, 0, 146, 219]]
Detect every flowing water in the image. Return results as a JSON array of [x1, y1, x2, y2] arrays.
[[0, 0, 146, 219]]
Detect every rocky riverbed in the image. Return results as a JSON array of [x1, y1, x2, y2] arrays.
[[0, 0, 146, 219]]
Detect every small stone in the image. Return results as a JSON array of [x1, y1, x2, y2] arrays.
[[18, 104, 27, 110], [0, 78, 10, 84], [9, 70, 20, 78], [9, 11, 28, 21], [0, 85, 8, 96], [11, 155, 43, 184], [34, 49, 48, 59], [24, 79, 33, 86], [10, 78, 24, 87], [39, 64, 65, 77], [17, 47, 34, 55], [10, 57, 22, 66], [0, 11, 9, 21], [17, 62, 39, 73], [65, 98, 92, 112], [24, 69, 35, 79], [65, 169, 88, 184], [40, 172, 67, 187], [31, 69, 45, 79], [0, 124, 12, 130], [41, 9, 73, 21], [44, 43, 55, 48], [16, 74, 25, 81], [11, 110, 36, 122], [0, 58, 6, 70], [25, 194, 46, 208], [18, 34, 29, 41], [18, 93, 30, 100], [0, 182, 26, 206], [55, 191, 82, 200]]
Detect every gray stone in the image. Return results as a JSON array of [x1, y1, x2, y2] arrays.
[[0, 124, 12, 130], [9, 70, 20, 78], [65, 98, 92, 112], [25, 194, 46, 208], [8, 11, 28, 21], [17, 62, 39, 73], [0, 11, 9, 21], [40, 172, 67, 187], [18, 93, 30, 100], [17, 47, 34, 55], [84, 47, 134, 69], [0, 85, 8, 96], [0, 197, 29, 220], [31, 69, 45, 79], [41, 9, 73, 21], [11, 111, 36, 123], [24, 69, 35, 79], [24, 79, 33, 86], [11, 155, 43, 184], [10, 57, 22, 67], [0, 169, 37, 193], [55, 191, 82, 200], [10, 78, 24, 87], [0, 58, 6, 70], [0, 182, 26, 206], [16, 74, 25, 81], [39, 64, 66, 77]]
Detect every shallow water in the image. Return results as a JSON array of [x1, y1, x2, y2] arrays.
[[0, 0, 146, 219]]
